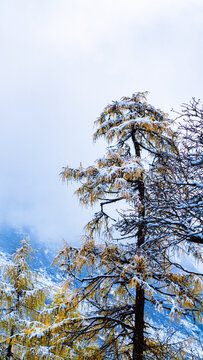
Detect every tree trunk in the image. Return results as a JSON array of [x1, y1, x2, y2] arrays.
[[133, 285, 145, 360], [132, 130, 145, 360]]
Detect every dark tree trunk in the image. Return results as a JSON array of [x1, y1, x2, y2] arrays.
[[132, 130, 145, 360], [133, 285, 145, 360]]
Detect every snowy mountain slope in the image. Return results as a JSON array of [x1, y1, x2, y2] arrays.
[[0, 225, 59, 278]]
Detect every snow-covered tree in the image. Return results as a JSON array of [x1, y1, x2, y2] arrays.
[[0, 239, 47, 359], [144, 98, 202, 250], [173, 98, 202, 246], [60, 93, 202, 359]]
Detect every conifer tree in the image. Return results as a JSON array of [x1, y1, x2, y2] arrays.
[[60, 93, 202, 359], [0, 239, 47, 359]]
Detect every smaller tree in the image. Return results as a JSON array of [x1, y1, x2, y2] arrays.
[[0, 239, 47, 359]]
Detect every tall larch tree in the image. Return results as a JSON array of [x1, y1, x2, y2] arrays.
[[59, 93, 202, 359]]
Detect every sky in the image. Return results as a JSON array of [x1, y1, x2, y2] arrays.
[[0, 0, 202, 247]]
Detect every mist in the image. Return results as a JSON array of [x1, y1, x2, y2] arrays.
[[0, 0, 202, 246]]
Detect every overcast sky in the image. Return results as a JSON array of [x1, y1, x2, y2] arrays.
[[0, 0, 202, 247]]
